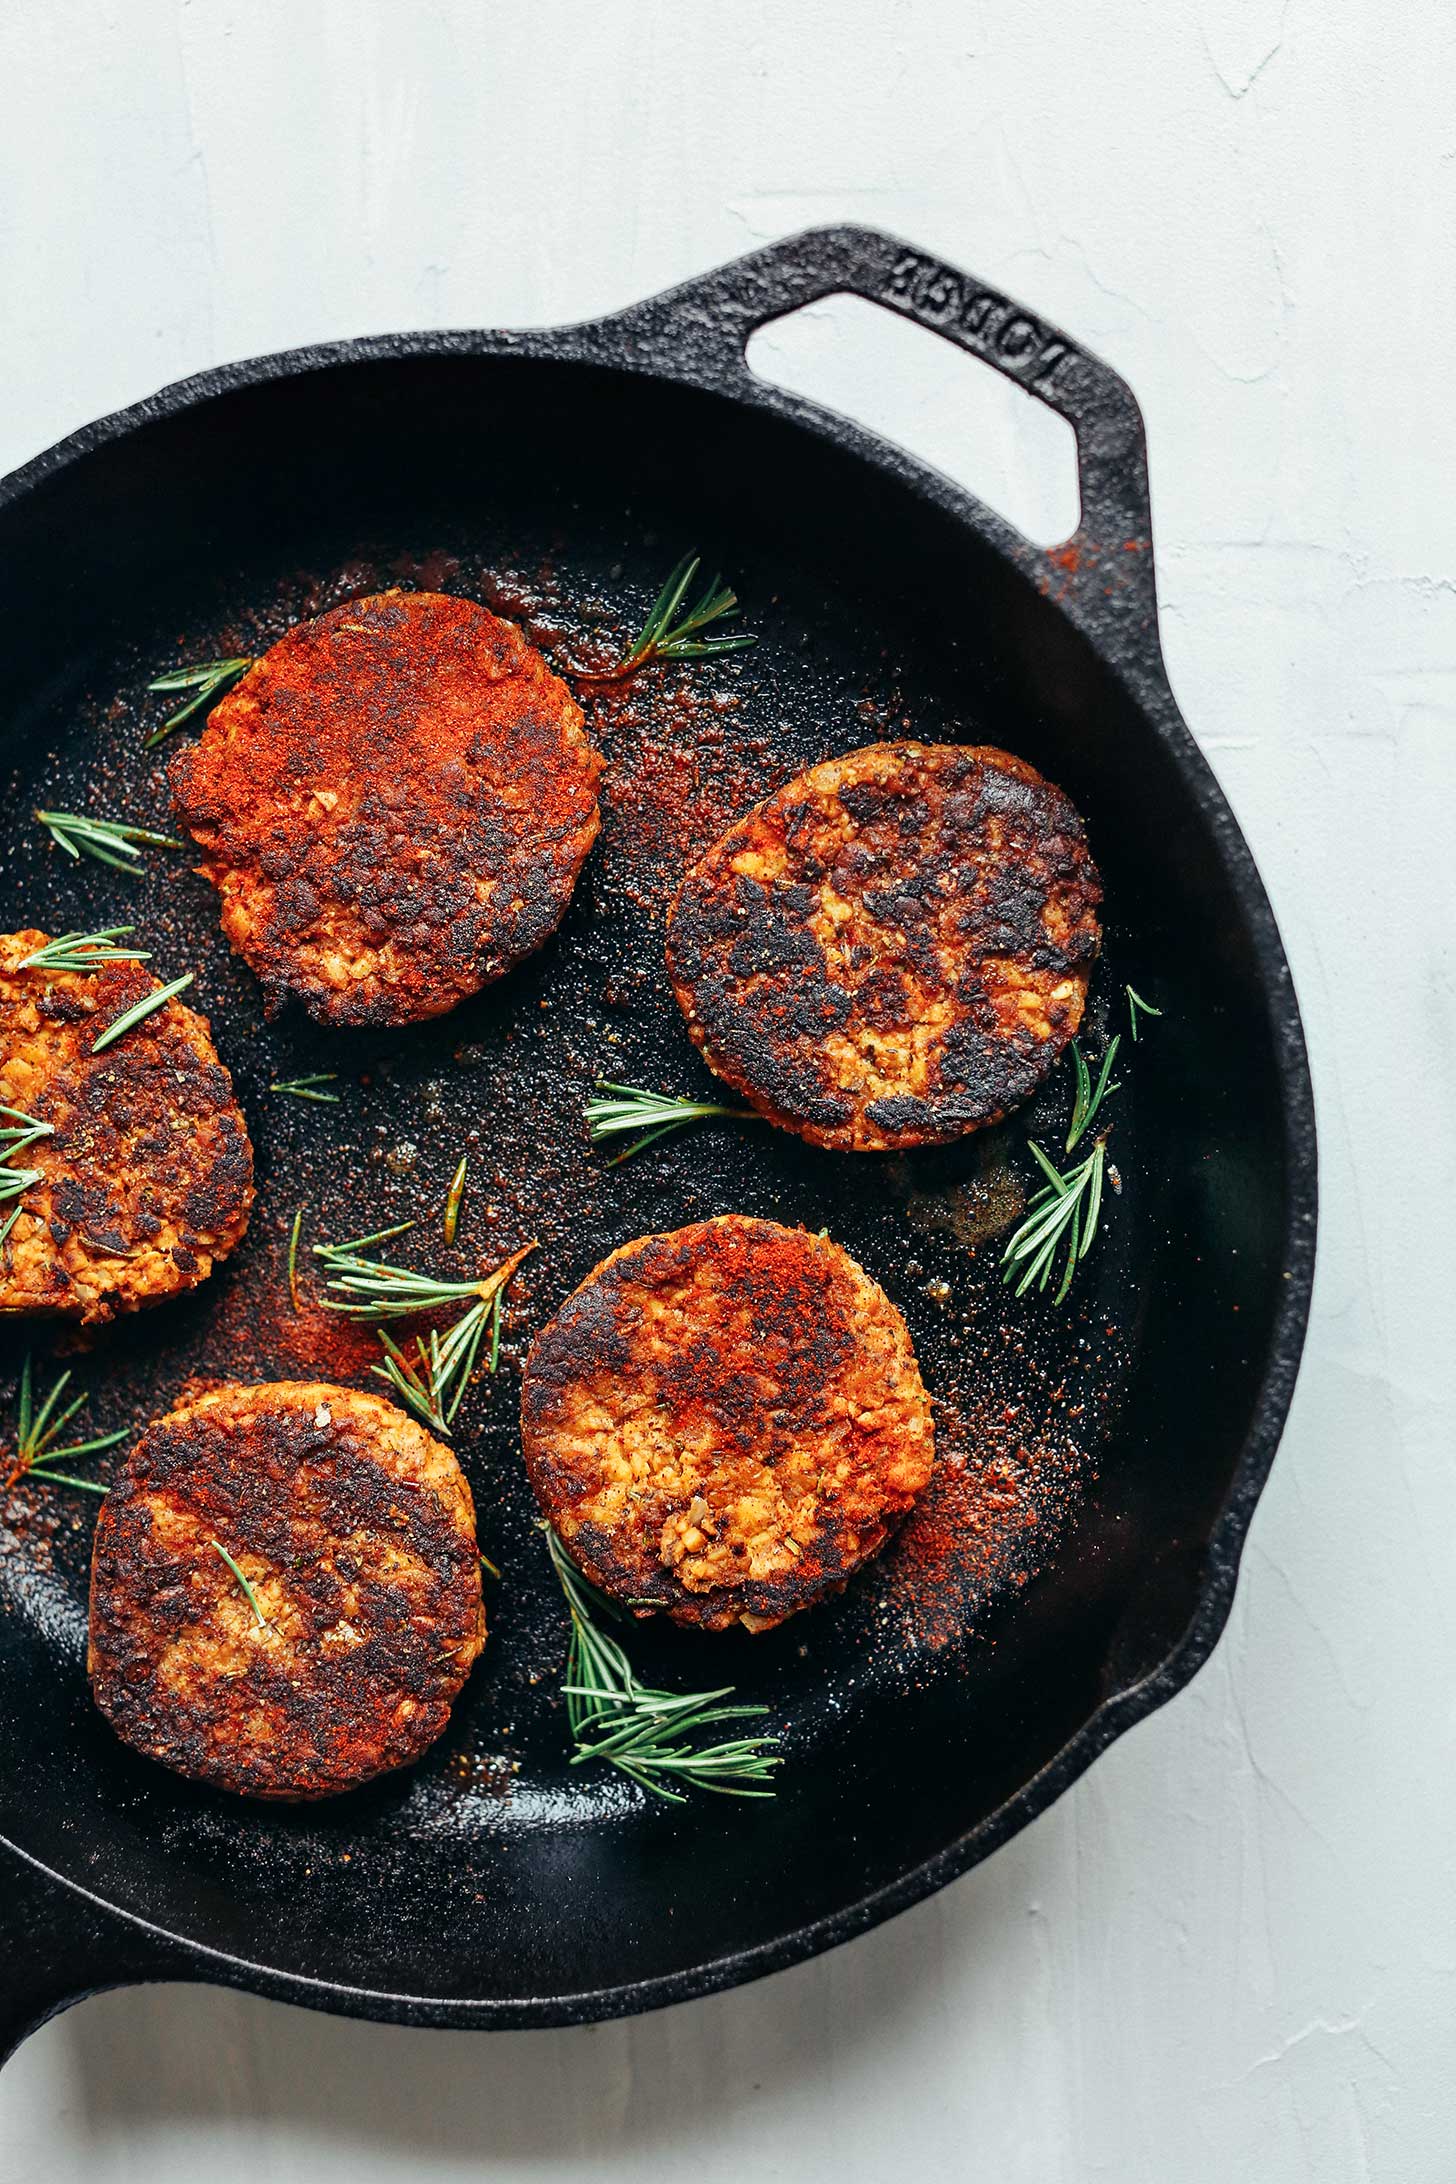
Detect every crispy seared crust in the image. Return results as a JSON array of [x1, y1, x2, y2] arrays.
[[0, 931, 254, 1324], [521, 1216, 934, 1633], [169, 590, 603, 1027], [88, 1382, 485, 1800], [665, 742, 1102, 1152]]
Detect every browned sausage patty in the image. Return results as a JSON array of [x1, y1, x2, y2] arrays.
[[521, 1216, 934, 1633], [665, 742, 1102, 1152], [88, 1382, 485, 1800], [169, 590, 603, 1027], [0, 931, 254, 1324]]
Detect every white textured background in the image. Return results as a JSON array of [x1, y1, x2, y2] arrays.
[[3, 3, 1453, 2178]]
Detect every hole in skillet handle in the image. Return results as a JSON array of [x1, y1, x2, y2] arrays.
[[747, 292, 1081, 549], [606, 226, 1158, 642]]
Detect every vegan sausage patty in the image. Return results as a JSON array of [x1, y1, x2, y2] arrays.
[[522, 1216, 934, 1633], [88, 1381, 485, 1800], [0, 931, 254, 1324], [665, 742, 1102, 1152], [169, 589, 603, 1027]]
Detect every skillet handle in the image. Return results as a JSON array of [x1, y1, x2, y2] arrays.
[[0, 1853, 185, 2065], [603, 225, 1156, 631]]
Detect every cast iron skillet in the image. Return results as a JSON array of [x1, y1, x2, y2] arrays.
[[0, 227, 1316, 2057]]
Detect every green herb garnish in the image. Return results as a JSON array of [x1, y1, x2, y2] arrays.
[[270, 1073, 341, 1103], [146, 656, 254, 744], [313, 1228, 535, 1435], [584, 1081, 758, 1164], [1127, 985, 1162, 1041], [0, 1105, 52, 1221], [17, 928, 149, 973], [543, 1527, 780, 1802], [1001, 1037, 1122, 1304], [91, 972, 194, 1054], [443, 1154, 468, 1244], [569, 553, 755, 685], [287, 1206, 306, 1313], [3, 1356, 128, 1496], [35, 810, 180, 873], [209, 1538, 269, 1627]]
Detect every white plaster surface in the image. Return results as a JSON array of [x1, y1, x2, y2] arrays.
[[1, 2, 1453, 2177]]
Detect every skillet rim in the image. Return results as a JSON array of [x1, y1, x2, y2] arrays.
[[0, 226, 1318, 2039]]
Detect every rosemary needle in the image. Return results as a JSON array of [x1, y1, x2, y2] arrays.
[[287, 1207, 306, 1313], [91, 972, 194, 1053], [443, 1154, 468, 1244], [543, 1528, 780, 1801], [210, 1538, 269, 1627], [1126, 985, 1163, 1041], [270, 1073, 341, 1103]]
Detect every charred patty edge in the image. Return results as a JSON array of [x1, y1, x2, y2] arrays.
[[87, 1380, 485, 1801], [665, 741, 1102, 1153], [521, 1216, 935, 1633]]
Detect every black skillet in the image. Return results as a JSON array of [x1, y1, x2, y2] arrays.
[[0, 227, 1316, 2055]]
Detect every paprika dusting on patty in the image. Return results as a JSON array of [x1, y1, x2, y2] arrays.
[[0, 930, 253, 1324], [170, 590, 602, 1027], [522, 1216, 934, 1633]]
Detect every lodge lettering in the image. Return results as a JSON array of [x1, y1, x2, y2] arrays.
[[882, 252, 1070, 390]]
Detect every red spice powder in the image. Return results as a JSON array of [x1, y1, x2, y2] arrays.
[[589, 676, 789, 910], [880, 1388, 1089, 1652]]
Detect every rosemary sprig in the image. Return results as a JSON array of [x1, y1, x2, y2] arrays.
[[1127, 985, 1162, 1041], [270, 1073, 340, 1103], [17, 928, 149, 973], [569, 554, 756, 685], [0, 1105, 52, 1212], [209, 1537, 269, 1627], [1, 1105, 53, 1162], [313, 1228, 535, 1434], [35, 810, 181, 874], [1001, 1037, 1122, 1305], [91, 972, 194, 1054], [3, 1356, 128, 1495], [0, 1165, 44, 1209], [1001, 1139, 1110, 1304], [443, 1154, 468, 1244], [543, 1527, 780, 1802], [146, 656, 254, 744], [584, 1081, 758, 1164], [287, 1206, 306, 1313]]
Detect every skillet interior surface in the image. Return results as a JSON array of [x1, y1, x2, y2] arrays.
[[0, 340, 1305, 2016]]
